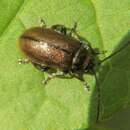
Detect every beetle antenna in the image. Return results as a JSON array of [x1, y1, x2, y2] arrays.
[[99, 41, 130, 65], [91, 68, 101, 122]]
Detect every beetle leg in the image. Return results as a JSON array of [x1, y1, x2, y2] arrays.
[[32, 63, 50, 72], [40, 18, 46, 27], [69, 72, 90, 91], [92, 49, 107, 55], [81, 79, 90, 91], [69, 22, 77, 36], [71, 30, 106, 56], [18, 58, 30, 64], [51, 24, 67, 35], [43, 71, 65, 85], [51, 23, 78, 36], [75, 76, 90, 91], [71, 31, 99, 55]]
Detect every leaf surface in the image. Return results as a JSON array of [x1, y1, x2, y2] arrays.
[[0, 0, 130, 130]]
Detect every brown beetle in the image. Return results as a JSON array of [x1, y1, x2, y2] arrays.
[[18, 20, 130, 90], [18, 21, 97, 90], [18, 20, 130, 122]]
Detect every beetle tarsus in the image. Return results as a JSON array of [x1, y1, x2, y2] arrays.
[[43, 74, 54, 85], [42, 72, 65, 85], [71, 73, 90, 91], [79, 79, 90, 91], [40, 18, 46, 27], [69, 22, 77, 36], [42, 78, 49, 85], [83, 82, 90, 91], [18, 58, 30, 64]]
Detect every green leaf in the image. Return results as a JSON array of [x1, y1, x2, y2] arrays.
[[0, 0, 129, 130], [79, 124, 113, 130]]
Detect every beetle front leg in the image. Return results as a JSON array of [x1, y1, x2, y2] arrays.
[[70, 73, 90, 91], [80, 78, 90, 91], [71, 31, 100, 55], [43, 71, 66, 85], [75, 76, 90, 91], [71, 30, 106, 56]]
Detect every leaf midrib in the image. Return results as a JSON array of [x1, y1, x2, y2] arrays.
[[0, 0, 25, 38]]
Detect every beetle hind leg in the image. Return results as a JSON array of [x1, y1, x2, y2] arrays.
[[18, 58, 30, 64]]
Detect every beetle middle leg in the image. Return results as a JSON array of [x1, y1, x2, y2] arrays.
[[43, 71, 66, 85], [32, 62, 50, 72]]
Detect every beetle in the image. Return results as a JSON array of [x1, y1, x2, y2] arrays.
[[18, 20, 130, 122], [18, 20, 130, 90], [18, 21, 98, 90]]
